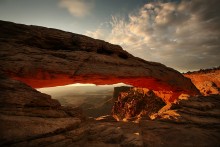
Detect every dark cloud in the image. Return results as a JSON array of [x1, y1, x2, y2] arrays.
[[190, 0, 220, 20], [87, 0, 220, 72]]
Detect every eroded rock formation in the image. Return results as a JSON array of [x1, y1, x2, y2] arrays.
[[1, 20, 219, 146], [184, 67, 220, 95], [0, 74, 138, 146], [112, 87, 166, 121], [0, 20, 199, 102], [0, 76, 219, 146], [153, 95, 220, 125]]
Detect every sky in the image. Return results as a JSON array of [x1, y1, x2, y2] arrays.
[[0, 0, 219, 72]]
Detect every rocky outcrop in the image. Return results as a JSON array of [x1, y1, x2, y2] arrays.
[[184, 67, 220, 95], [113, 86, 133, 99], [152, 95, 220, 124], [110, 86, 220, 146], [112, 88, 166, 121], [0, 75, 85, 146], [150, 94, 220, 146], [0, 20, 199, 102]]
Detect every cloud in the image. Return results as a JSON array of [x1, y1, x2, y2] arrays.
[[86, 0, 220, 72], [86, 28, 106, 40], [59, 0, 93, 17], [85, 22, 111, 40]]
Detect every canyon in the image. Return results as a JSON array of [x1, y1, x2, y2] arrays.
[[0, 20, 219, 146]]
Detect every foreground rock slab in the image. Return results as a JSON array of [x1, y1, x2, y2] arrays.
[[0, 75, 84, 146]]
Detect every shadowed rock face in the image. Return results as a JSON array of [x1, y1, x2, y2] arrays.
[[0, 74, 84, 146], [0, 20, 199, 102]]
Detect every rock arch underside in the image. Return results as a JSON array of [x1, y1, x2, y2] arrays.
[[0, 20, 199, 104]]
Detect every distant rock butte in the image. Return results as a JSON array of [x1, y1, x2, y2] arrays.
[[184, 67, 220, 95], [0, 20, 199, 102]]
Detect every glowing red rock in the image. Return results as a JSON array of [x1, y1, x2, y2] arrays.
[[9, 71, 197, 103], [184, 68, 220, 95]]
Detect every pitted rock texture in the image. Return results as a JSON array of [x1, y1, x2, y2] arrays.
[[184, 67, 220, 95], [112, 88, 166, 121], [0, 20, 199, 102]]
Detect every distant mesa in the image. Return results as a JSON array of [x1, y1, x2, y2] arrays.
[[0, 20, 199, 102]]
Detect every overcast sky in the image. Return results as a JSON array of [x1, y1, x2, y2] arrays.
[[0, 0, 219, 72]]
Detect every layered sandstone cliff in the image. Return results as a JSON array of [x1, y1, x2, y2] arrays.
[[184, 67, 220, 95]]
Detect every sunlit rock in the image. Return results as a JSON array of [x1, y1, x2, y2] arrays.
[[184, 67, 220, 95], [112, 87, 166, 121]]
